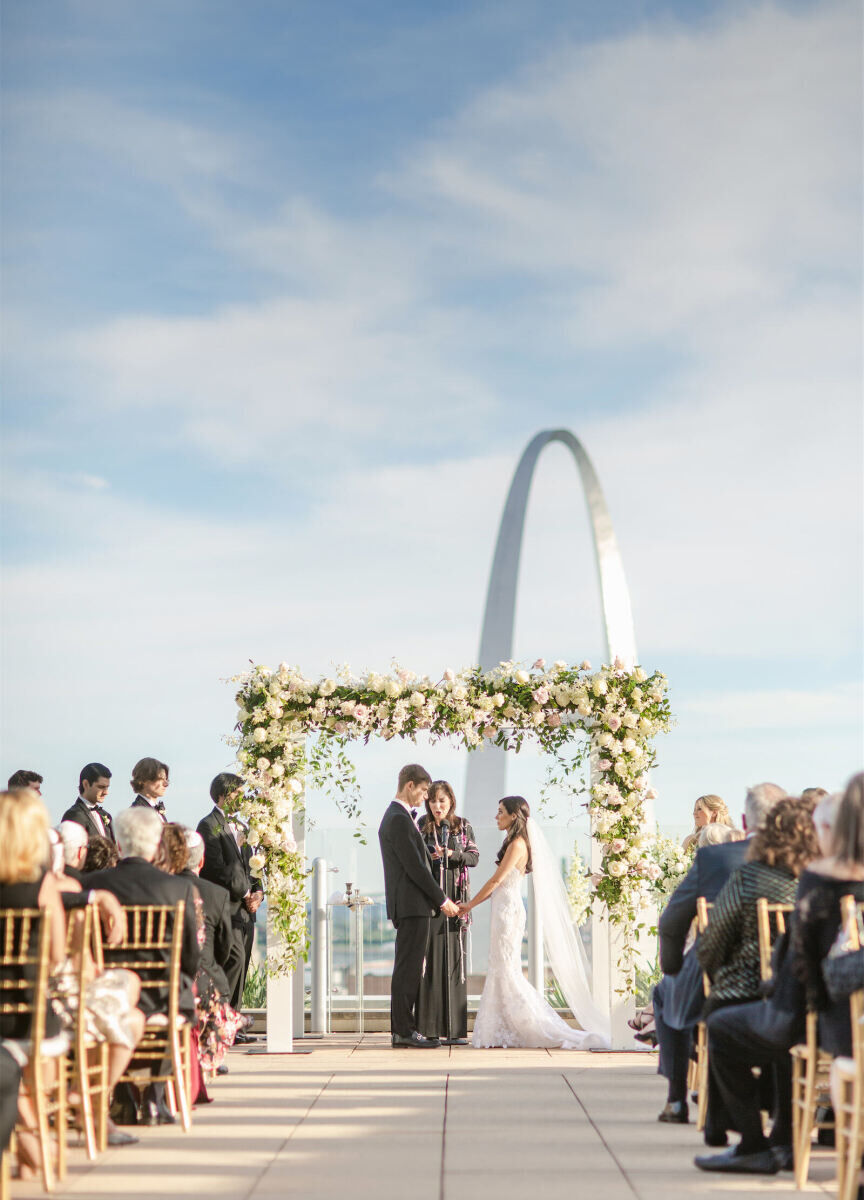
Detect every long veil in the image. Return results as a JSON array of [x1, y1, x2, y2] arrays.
[[526, 817, 611, 1048]]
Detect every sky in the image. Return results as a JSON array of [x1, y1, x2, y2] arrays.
[[1, 0, 862, 884]]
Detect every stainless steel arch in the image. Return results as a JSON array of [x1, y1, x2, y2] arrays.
[[464, 428, 638, 821]]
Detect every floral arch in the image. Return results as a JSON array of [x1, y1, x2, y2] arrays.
[[228, 656, 672, 990]]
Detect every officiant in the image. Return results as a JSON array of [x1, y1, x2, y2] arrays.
[[416, 781, 479, 1045]]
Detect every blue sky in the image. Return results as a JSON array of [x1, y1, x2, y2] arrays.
[[1, 0, 861, 868]]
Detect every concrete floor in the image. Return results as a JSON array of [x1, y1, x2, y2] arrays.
[[15, 1034, 839, 1200]]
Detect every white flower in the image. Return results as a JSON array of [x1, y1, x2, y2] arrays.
[[553, 660, 567, 672], [622, 737, 637, 753], [252, 727, 268, 744], [634, 667, 647, 683], [270, 762, 285, 778], [443, 668, 455, 681], [287, 777, 303, 796], [493, 692, 506, 708], [608, 860, 627, 877], [452, 685, 468, 701], [248, 853, 266, 875], [256, 757, 271, 771], [409, 690, 426, 708], [622, 712, 638, 729], [580, 660, 591, 671], [319, 678, 337, 696], [592, 676, 608, 697], [515, 669, 530, 685], [532, 686, 550, 705]]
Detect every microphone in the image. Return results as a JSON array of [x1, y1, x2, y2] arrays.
[[438, 820, 450, 849]]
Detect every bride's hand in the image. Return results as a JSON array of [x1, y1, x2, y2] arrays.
[[456, 902, 471, 917]]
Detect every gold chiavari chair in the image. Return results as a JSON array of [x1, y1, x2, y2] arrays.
[[694, 897, 713, 1132], [64, 905, 111, 1158], [756, 899, 795, 985], [0, 907, 69, 1193], [833, 897, 864, 1200], [110, 903, 193, 1132]]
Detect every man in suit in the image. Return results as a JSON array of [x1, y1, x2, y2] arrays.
[[62, 762, 116, 843], [86, 805, 201, 1125], [7, 769, 42, 794], [130, 757, 170, 824], [654, 781, 787, 1124], [198, 773, 262, 1023], [378, 763, 458, 1048]]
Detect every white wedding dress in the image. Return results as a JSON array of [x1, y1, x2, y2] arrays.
[[472, 820, 611, 1050]]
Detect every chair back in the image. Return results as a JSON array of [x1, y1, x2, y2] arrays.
[[756, 899, 795, 983], [696, 897, 713, 997], [105, 903, 184, 1023], [0, 907, 51, 1052]]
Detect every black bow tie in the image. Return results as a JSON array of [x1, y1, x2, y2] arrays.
[[410, 808, 418, 819], [155, 800, 166, 814]]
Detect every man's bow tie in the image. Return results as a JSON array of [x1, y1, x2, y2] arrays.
[[410, 808, 418, 819], [155, 800, 166, 814]]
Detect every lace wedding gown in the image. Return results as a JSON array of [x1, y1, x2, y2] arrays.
[[472, 868, 608, 1049]]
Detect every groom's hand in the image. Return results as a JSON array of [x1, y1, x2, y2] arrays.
[[440, 899, 459, 918]]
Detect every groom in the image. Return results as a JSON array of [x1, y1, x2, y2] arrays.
[[379, 763, 459, 1048]]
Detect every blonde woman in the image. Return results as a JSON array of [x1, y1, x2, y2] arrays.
[[683, 794, 731, 851]]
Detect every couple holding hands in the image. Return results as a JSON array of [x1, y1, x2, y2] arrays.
[[378, 762, 610, 1050]]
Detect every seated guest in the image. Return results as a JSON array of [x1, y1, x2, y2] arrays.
[[0, 790, 142, 1161], [86, 807, 201, 1126], [6, 770, 43, 795], [86, 808, 200, 1020], [653, 782, 786, 1124], [697, 795, 819, 1015], [683, 794, 732, 851], [792, 773, 864, 1058], [62, 763, 115, 844], [57, 820, 89, 882], [48, 827, 81, 894], [130, 757, 170, 824], [696, 779, 861, 1176], [82, 834, 119, 874]]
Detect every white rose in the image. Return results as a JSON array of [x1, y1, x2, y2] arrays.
[[622, 737, 637, 753], [622, 712, 638, 729], [493, 692, 506, 708], [608, 860, 626, 877], [577, 700, 591, 716], [256, 757, 270, 771], [410, 691, 426, 708], [270, 761, 285, 778], [553, 660, 567, 672], [514, 670, 530, 685], [320, 678, 337, 696], [634, 667, 647, 683], [248, 852, 266, 875], [288, 777, 303, 795], [252, 727, 267, 744], [592, 676, 607, 697], [452, 685, 468, 701], [478, 695, 494, 712]]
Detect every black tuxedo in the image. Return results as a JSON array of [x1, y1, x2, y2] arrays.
[[654, 838, 749, 1104], [378, 801, 447, 1038], [131, 794, 167, 823], [178, 869, 238, 999], [84, 857, 201, 1017], [197, 806, 256, 1006], [61, 796, 116, 844]]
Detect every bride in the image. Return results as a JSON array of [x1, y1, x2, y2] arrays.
[[459, 796, 611, 1050]]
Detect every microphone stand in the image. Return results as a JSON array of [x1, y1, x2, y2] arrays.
[[438, 821, 452, 1046]]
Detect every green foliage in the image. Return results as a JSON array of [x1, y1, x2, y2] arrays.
[[241, 961, 267, 1009]]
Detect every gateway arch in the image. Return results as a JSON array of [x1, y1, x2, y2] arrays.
[[465, 428, 638, 821]]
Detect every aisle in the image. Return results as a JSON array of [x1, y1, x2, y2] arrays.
[[15, 1034, 838, 1200]]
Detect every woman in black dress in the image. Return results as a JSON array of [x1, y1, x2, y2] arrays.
[[416, 781, 478, 1045]]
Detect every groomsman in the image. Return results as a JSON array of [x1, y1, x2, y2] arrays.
[[130, 757, 170, 823], [198, 773, 263, 1024], [62, 762, 116, 843]]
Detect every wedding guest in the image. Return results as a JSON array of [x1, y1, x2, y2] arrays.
[[653, 782, 786, 1123], [198, 773, 262, 1024], [82, 834, 119, 874], [0, 791, 141, 1158], [6, 770, 42, 795], [695, 779, 860, 1176], [57, 819, 89, 881], [416, 780, 479, 1045], [62, 763, 115, 844], [130, 757, 170, 824], [697, 795, 819, 1016], [180, 830, 245, 1078], [48, 827, 81, 893], [86, 807, 200, 1125], [683, 795, 732, 851]]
